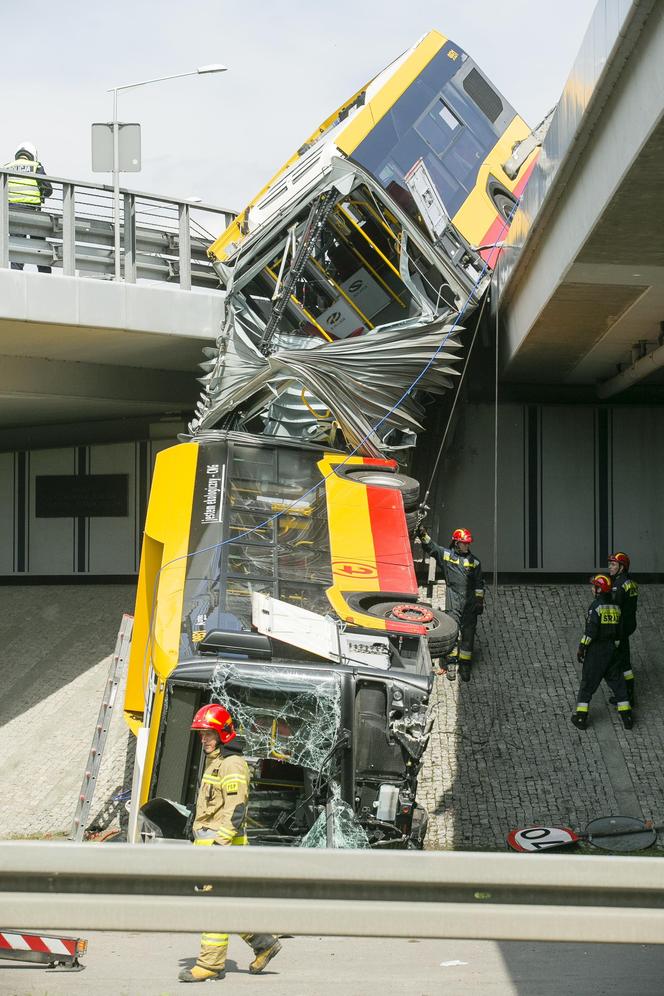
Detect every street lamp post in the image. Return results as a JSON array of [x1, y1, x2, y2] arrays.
[[108, 64, 227, 280]]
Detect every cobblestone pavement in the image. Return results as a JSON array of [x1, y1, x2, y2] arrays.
[[3, 583, 662, 850], [419, 584, 664, 850], [0, 586, 136, 838]]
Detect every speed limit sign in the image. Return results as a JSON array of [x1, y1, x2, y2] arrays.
[[507, 825, 579, 852]]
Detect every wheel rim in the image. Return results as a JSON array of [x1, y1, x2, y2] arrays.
[[390, 603, 434, 624]]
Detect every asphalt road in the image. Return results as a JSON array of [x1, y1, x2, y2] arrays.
[[1, 934, 663, 996]]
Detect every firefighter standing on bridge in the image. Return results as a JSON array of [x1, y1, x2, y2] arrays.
[[179, 704, 282, 984], [571, 574, 633, 731], [608, 551, 638, 707], [3, 141, 52, 273], [417, 525, 484, 682]]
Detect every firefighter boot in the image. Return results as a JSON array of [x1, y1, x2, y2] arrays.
[[571, 712, 588, 730], [249, 939, 282, 975], [178, 966, 225, 983], [458, 662, 472, 682], [620, 710, 634, 730]]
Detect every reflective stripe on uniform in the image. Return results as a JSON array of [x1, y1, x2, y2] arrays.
[[202, 773, 223, 786], [624, 670, 634, 680], [5, 159, 42, 204], [616, 701, 631, 712], [459, 650, 472, 661], [580, 636, 591, 646], [216, 825, 236, 840], [201, 933, 229, 946], [231, 834, 248, 846], [474, 589, 484, 597], [576, 703, 589, 713]]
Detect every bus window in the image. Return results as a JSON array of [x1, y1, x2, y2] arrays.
[[462, 68, 503, 124]]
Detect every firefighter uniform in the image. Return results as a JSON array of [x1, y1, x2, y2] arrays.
[[191, 745, 279, 977], [573, 593, 632, 729], [612, 572, 638, 706], [421, 537, 484, 675], [4, 148, 53, 273]]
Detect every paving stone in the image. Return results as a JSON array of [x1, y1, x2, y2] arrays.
[[419, 584, 664, 851]]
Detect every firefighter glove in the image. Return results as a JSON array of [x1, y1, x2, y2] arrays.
[[474, 598, 484, 616], [576, 646, 585, 663], [416, 523, 430, 543]]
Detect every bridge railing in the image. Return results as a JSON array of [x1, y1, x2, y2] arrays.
[[0, 168, 235, 290]]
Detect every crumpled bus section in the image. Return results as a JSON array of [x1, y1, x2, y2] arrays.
[[191, 160, 475, 456], [209, 661, 342, 772]]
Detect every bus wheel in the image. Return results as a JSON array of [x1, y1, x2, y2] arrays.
[[343, 469, 420, 510], [367, 601, 458, 657]]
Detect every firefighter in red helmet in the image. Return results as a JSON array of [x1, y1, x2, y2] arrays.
[[178, 704, 282, 983], [572, 575, 633, 731], [608, 551, 638, 706], [417, 524, 484, 682]]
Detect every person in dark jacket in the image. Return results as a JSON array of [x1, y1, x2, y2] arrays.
[[417, 525, 484, 682], [572, 574, 633, 731], [4, 141, 53, 273], [608, 551, 638, 706]]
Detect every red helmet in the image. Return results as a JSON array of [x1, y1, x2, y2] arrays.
[[590, 574, 612, 594], [608, 551, 630, 572], [452, 527, 473, 544], [191, 704, 236, 744]]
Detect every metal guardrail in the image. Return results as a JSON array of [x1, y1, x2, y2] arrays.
[[0, 168, 236, 290], [2, 842, 664, 942]]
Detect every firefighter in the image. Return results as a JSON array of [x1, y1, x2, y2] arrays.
[[608, 551, 638, 707], [4, 142, 53, 273], [417, 525, 484, 682], [572, 574, 633, 731], [178, 704, 282, 984]]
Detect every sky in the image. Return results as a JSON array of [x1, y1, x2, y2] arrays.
[[2, 0, 597, 223]]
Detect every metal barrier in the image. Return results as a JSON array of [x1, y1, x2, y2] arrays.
[[2, 842, 664, 942], [0, 168, 235, 290]]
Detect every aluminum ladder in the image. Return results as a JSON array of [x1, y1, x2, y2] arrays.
[[71, 613, 134, 841]]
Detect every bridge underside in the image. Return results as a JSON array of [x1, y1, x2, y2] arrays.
[[500, 1, 664, 396], [0, 269, 224, 447]]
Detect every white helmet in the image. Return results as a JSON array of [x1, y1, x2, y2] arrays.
[[16, 141, 37, 161]]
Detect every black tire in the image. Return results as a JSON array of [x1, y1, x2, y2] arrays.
[[344, 469, 420, 511], [367, 601, 458, 657], [405, 510, 418, 536]]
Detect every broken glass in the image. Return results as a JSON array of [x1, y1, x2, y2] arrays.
[[209, 662, 342, 772], [300, 787, 371, 849]]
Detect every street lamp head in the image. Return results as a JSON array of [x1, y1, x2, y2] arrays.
[[197, 64, 227, 74]]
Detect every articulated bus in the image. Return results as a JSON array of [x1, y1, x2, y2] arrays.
[[124, 30, 538, 848]]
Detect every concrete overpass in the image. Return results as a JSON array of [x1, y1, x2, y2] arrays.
[[0, 173, 233, 449], [496, 0, 664, 398]]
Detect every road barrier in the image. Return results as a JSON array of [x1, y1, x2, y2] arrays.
[[0, 169, 235, 289], [2, 842, 663, 943]]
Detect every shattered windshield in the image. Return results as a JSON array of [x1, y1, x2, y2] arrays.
[[209, 662, 342, 772]]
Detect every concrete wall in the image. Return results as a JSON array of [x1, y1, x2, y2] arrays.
[[428, 403, 664, 574], [1, 438, 174, 577]]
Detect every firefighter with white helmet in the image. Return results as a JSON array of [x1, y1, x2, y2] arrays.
[[572, 574, 633, 731], [178, 703, 282, 984], [417, 524, 484, 682], [3, 141, 53, 272]]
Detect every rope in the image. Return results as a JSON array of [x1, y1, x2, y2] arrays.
[[420, 288, 490, 510]]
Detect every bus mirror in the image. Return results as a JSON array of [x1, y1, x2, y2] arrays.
[[198, 629, 273, 660]]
